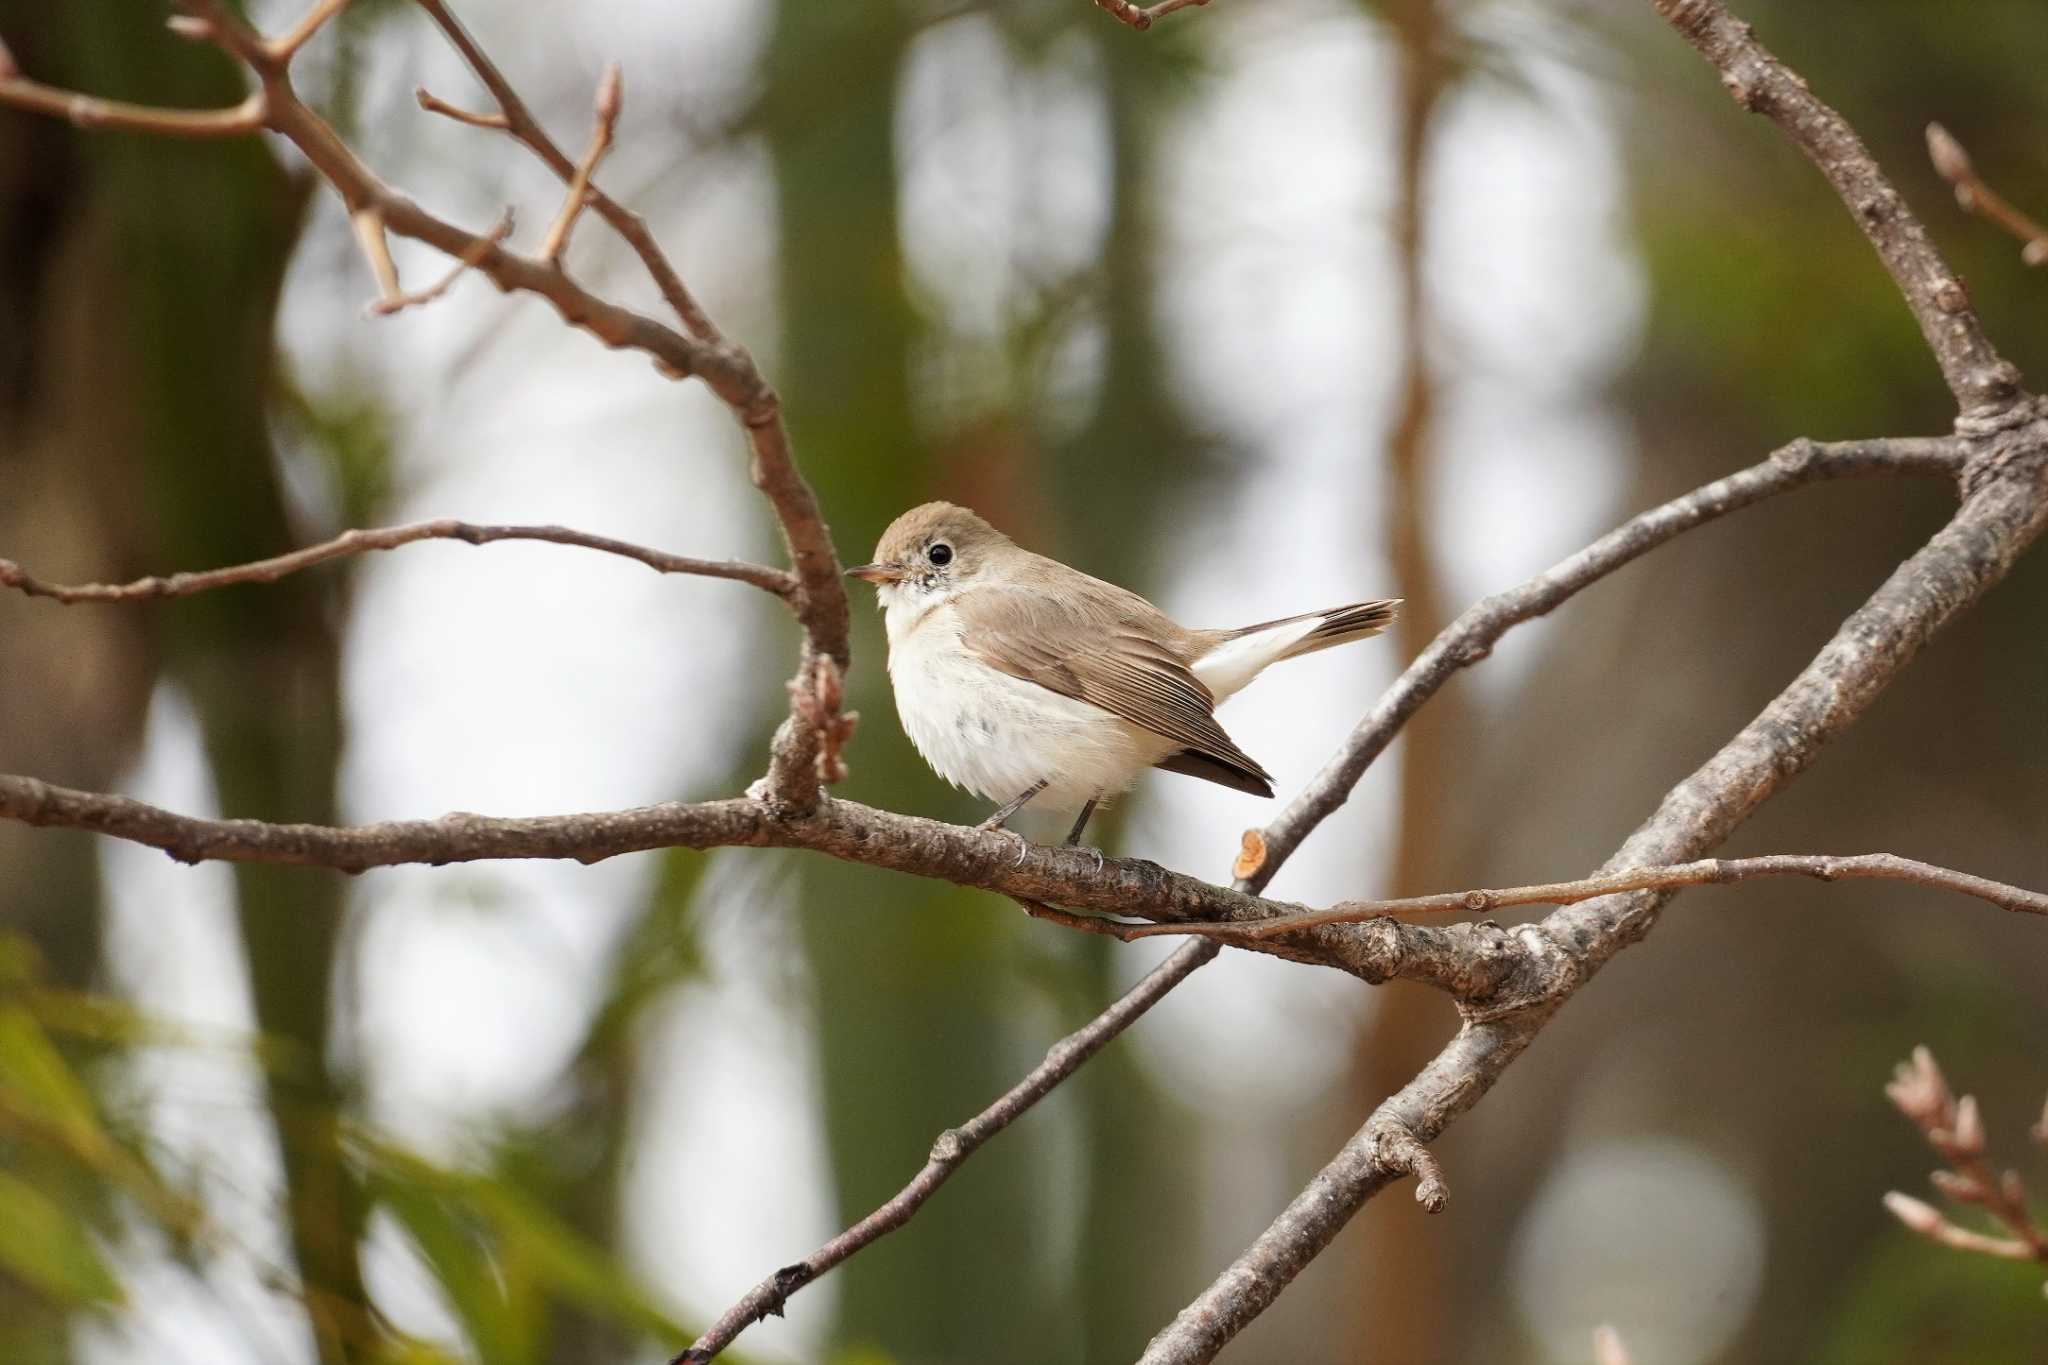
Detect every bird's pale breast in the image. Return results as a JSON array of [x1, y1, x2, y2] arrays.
[[887, 602, 1174, 810]]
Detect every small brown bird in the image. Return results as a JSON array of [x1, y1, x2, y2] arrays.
[[847, 502, 1399, 846]]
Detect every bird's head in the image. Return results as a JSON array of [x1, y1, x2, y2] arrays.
[[846, 501, 1013, 610]]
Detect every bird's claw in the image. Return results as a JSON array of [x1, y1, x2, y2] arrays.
[[981, 826, 1029, 867]]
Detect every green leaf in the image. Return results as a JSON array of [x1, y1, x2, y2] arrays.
[[0, 1003, 110, 1151], [0, 1170, 121, 1305]]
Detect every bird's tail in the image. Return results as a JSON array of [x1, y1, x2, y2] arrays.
[[1242, 598, 1401, 660], [1192, 598, 1401, 700]]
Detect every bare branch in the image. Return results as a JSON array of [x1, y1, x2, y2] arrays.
[[0, 72, 265, 138], [538, 63, 621, 266], [1245, 434, 1967, 898], [1926, 123, 2048, 268], [0, 776, 1511, 984], [1093, 0, 1214, 31], [1128, 852, 2048, 941], [402, 0, 851, 804], [408, 0, 721, 343], [369, 210, 515, 316], [1138, 409, 2048, 1362], [1650, 0, 2025, 420], [1, 0, 855, 809], [674, 940, 1221, 1364], [0, 519, 796, 604]]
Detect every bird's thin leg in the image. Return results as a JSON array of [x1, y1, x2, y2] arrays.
[[1065, 798, 1104, 873], [978, 779, 1049, 832], [1063, 799, 1098, 848]]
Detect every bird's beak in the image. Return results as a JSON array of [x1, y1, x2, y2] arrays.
[[845, 562, 906, 585]]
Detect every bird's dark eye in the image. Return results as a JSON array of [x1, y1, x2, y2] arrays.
[[928, 542, 954, 566]]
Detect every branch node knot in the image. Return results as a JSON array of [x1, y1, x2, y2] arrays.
[[1369, 1121, 1448, 1213]]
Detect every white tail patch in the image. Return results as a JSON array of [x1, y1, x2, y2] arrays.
[[1191, 616, 1324, 702]]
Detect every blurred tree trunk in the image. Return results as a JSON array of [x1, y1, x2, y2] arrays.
[[0, 15, 157, 1363], [1341, 0, 1456, 1356], [0, 9, 369, 1361]]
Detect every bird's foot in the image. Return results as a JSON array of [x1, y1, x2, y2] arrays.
[[976, 823, 1032, 867]]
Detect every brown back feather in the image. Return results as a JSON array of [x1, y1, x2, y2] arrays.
[[954, 572, 1275, 797]]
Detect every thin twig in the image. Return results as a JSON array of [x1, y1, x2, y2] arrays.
[[1123, 853, 2048, 942], [268, 0, 352, 64], [1092, 0, 1214, 30], [673, 940, 1220, 1364], [414, 87, 507, 130], [408, 0, 721, 344], [1926, 123, 2048, 268], [350, 206, 402, 303], [403, 0, 851, 805], [0, 518, 796, 604], [1243, 434, 1967, 901], [0, 72, 265, 138], [1651, 0, 2024, 422], [538, 63, 621, 266], [370, 210, 515, 316]]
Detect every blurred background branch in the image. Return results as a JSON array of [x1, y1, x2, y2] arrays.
[[1883, 1047, 2048, 1280]]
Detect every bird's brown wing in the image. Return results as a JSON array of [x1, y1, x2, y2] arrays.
[[957, 586, 1275, 797]]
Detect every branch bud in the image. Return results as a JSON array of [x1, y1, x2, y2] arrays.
[[1883, 1190, 1944, 1236], [595, 61, 623, 125], [1928, 1168, 1979, 1203], [1953, 1094, 1987, 1156], [1926, 122, 1973, 185]]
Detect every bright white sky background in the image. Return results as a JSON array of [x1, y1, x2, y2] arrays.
[[76, 2, 1764, 1362]]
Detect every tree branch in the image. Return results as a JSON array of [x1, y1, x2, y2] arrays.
[[0, 776, 1535, 987], [1126, 852, 2048, 941], [0, 68, 264, 138], [1138, 409, 2048, 1362], [1237, 434, 1967, 895], [0, 519, 796, 603], [408, 0, 720, 342], [537, 62, 620, 266], [673, 939, 1222, 1364], [369, 209, 515, 315], [1650, 0, 2025, 421], [1138, 0, 2048, 1321], [0, 0, 854, 810], [402, 0, 850, 803]]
